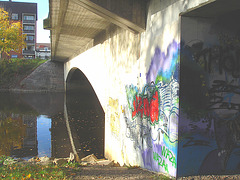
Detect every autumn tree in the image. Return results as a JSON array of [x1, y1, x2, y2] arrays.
[[0, 8, 26, 59]]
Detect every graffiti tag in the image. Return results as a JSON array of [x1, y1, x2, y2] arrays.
[[153, 151, 169, 173], [132, 90, 159, 124]]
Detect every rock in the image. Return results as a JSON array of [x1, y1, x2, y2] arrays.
[[96, 160, 113, 166], [28, 157, 35, 163], [80, 162, 88, 166], [38, 156, 50, 165], [81, 154, 98, 164], [53, 158, 68, 166]]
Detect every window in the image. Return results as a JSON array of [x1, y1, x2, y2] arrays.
[[12, 13, 18, 20], [11, 55, 18, 58], [26, 36, 34, 41], [26, 45, 34, 51], [23, 15, 35, 21], [24, 25, 34, 30]]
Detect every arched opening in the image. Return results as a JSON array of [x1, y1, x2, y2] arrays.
[[66, 68, 105, 159]]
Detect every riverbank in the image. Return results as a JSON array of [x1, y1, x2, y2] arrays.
[[1, 154, 240, 179], [0, 58, 47, 90], [0, 155, 171, 180], [0, 58, 65, 92]]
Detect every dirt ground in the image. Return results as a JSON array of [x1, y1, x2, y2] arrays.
[[71, 166, 173, 180], [70, 165, 240, 180]]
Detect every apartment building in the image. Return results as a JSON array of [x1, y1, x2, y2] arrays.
[[0, 0, 37, 59], [36, 43, 51, 60]]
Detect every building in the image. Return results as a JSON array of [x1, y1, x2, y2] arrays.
[[36, 43, 51, 60], [0, 0, 37, 59]]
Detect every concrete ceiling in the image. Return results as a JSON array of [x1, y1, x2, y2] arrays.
[[49, 0, 148, 62], [181, 0, 240, 18], [50, 0, 110, 62]]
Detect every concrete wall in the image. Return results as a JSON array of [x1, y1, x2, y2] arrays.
[[19, 60, 64, 92], [179, 13, 240, 176], [64, 0, 215, 177]]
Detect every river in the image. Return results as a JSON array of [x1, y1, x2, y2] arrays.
[[0, 92, 104, 160]]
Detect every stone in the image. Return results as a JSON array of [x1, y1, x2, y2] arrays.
[[81, 154, 98, 164], [97, 160, 114, 166], [28, 157, 35, 163], [53, 159, 68, 166], [38, 156, 50, 165]]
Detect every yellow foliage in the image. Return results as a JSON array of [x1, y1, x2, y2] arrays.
[[0, 116, 27, 156], [0, 8, 26, 55]]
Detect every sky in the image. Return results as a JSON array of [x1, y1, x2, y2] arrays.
[[0, 0, 50, 43]]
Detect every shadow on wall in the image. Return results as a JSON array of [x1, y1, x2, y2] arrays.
[[179, 10, 240, 176], [66, 68, 105, 159], [95, 24, 141, 73]]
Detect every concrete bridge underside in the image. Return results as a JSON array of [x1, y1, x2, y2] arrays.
[[48, 0, 148, 62]]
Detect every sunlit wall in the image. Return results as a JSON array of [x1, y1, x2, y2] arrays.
[[63, 0, 217, 177]]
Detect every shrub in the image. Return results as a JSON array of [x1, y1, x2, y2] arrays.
[[0, 58, 47, 88]]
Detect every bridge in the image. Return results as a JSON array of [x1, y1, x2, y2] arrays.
[[21, 0, 240, 178]]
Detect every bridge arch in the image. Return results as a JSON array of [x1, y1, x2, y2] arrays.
[[66, 67, 94, 93], [65, 67, 105, 158]]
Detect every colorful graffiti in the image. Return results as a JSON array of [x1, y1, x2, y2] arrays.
[[124, 40, 179, 176], [147, 40, 179, 83], [153, 145, 177, 173], [108, 98, 120, 136], [179, 34, 240, 176]]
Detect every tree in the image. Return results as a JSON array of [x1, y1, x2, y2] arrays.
[[0, 8, 26, 58]]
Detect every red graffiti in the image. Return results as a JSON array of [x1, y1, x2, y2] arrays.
[[150, 91, 159, 123], [132, 90, 159, 124], [132, 96, 143, 118], [143, 98, 150, 117]]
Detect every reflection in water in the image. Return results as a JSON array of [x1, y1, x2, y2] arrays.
[[66, 92, 104, 159], [0, 114, 27, 156], [0, 92, 104, 159], [12, 115, 38, 158], [37, 115, 51, 157]]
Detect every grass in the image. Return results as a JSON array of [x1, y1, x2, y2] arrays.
[[0, 156, 80, 179], [0, 156, 173, 180], [0, 58, 47, 88], [0, 163, 66, 179]]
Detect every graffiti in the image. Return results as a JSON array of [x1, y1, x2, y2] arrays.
[[131, 86, 159, 124], [153, 151, 169, 173], [209, 80, 240, 112], [147, 40, 179, 83], [126, 78, 179, 131], [180, 33, 240, 176], [108, 98, 120, 136], [184, 40, 240, 79], [124, 41, 179, 177], [161, 145, 177, 168], [142, 141, 177, 176]]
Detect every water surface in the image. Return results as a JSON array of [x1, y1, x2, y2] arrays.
[[0, 92, 104, 159]]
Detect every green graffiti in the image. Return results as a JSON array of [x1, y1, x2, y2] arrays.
[[153, 151, 169, 173], [161, 146, 176, 168]]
